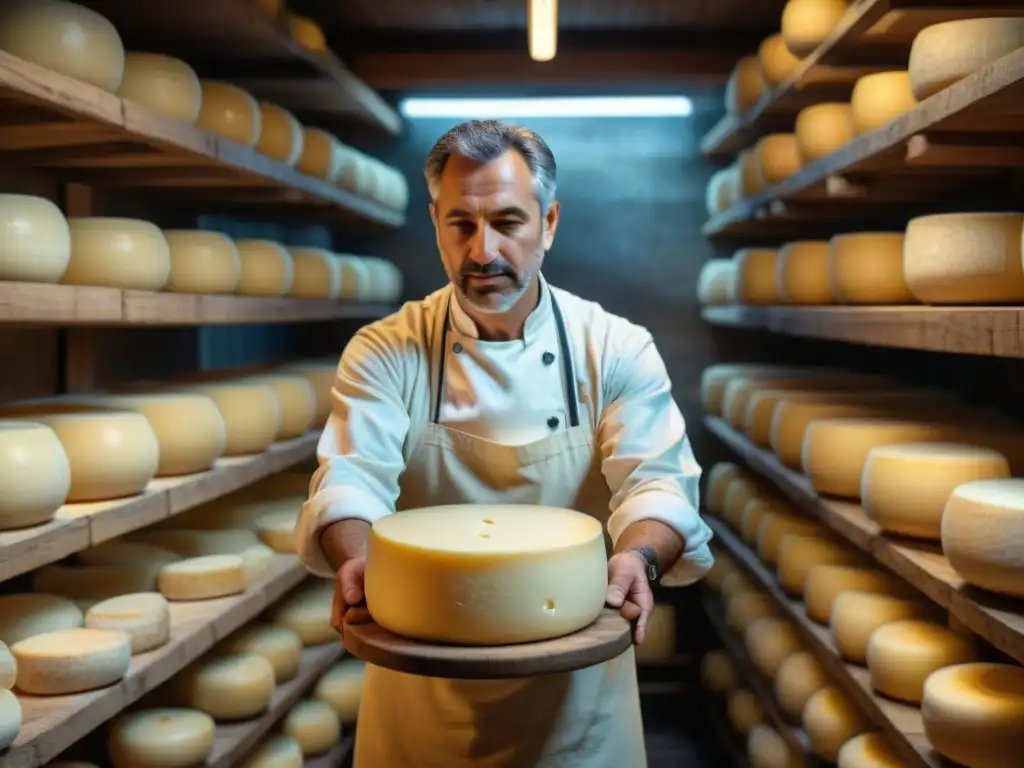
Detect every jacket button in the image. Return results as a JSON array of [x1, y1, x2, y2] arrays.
[[542, 351, 555, 365], [547, 416, 560, 428], [452, 342, 463, 354]]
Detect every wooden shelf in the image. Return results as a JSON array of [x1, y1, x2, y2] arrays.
[[704, 415, 1024, 667], [304, 737, 355, 768], [1, 557, 310, 768], [0, 51, 403, 227], [0, 431, 317, 585], [706, 517, 944, 768], [702, 305, 1024, 359]]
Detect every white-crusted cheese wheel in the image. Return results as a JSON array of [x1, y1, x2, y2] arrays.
[[867, 620, 977, 703], [781, 0, 849, 56], [837, 733, 907, 768], [64, 217, 171, 290], [748, 724, 794, 768], [158, 554, 247, 601], [756, 512, 822, 566], [256, 102, 304, 166], [178, 382, 281, 455], [235, 239, 294, 296], [804, 565, 908, 624], [850, 71, 917, 134], [11, 627, 130, 694], [174, 653, 276, 720], [830, 591, 930, 663], [803, 686, 870, 761], [777, 534, 861, 596], [829, 232, 914, 304], [118, 53, 202, 123], [697, 259, 737, 306], [256, 512, 298, 554], [735, 248, 781, 305], [133, 528, 261, 558], [775, 651, 827, 721], [728, 690, 766, 735], [728, 592, 779, 633], [241, 374, 316, 439], [636, 603, 677, 662], [904, 213, 1024, 304], [287, 247, 341, 299], [941, 478, 1024, 598], [242, 735, 304, 768], [0, 0, 125, 91], [366, 504, 607, 645], [795, 102, 855, 163], [862, 442, 1010, 539], [277, 359, 336, 427], [314, 658, 366, 724], [745, 617, 803, 678], [296, 128, 343, 181], [922, 663, 1024, 768], [220, 624, 302, 683], [0, 642, 15, 689], [909, 18, 1024, 101], [0, 594, 83, 646], [282, 699, 340, 756], [33, 563, 160, 608], [286, 13, 326, 52], [163, 230, 241, 294], [0, 194, 71, 283], [85, 592, 170, 654], [700, 650, 740, 694], [726, 55, 766, 114], [0, 420, 70, 530], [271, 585, 335, 646], [196, 81, 261, 146], [753, 133, 803, 188], [109, 708, 215, 768], [759, 34, 803, 86], [777, 240, 833, 304], [802, 418, 960, 498]]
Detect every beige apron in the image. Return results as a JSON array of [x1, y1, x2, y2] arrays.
[[352, 291, 647, 768]]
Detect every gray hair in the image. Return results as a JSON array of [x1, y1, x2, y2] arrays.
[[424, 120, 557, 212]]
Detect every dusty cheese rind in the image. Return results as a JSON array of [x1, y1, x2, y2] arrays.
[[756, 512, 822, 566], [85, 592, 171, 654], [157, 554, 247, 601], [795, 102, 855, 163], [758, 34, 802, 86], [776, 534, 861, 596], [775, 651, 827, 721], [728, 690, 766, 735], [802, 686, 870, 761], [173, 653, 276, 720], [850, 71, 917, 134], [196, 81, 261, 146], [745, 617, 803, 677], [0, 594, 84, 646], [365, 504, 608, 645], [11, 627, 131, 694], [866, 620, 976, 704], [219, 624, 303, 683], [32, 563, 160, 607], [271, 586, 337, 646], [242, 735, 304, 768], [700, 650, 740, 694], [697, 259, 737, 306], [862, 442, 1010, 539], [706, 461, 744, 515], [777, 240, 833, 305], [727, 592, 778, 633], [837, 733, 907, 768], [109, 707, 216, 768], [174, 381, 282, 456], [65, 217, 171, 291], [234, 240, 294, 297], [922, 663, 1024, 768], [909, 18, 1024, 101], [802, 564, 908, 624], [726, 55, 766, 115], [635, 603, 677, 662], [0, 193, 71, 284], [0, 420, 71, 530], [0, 642, 15, 689], [118, 53, 202, 124], [0, 688, 20, 751], [747, 724, 794, 768], [781, 0, 850, 57], [735, 248, 782, 305], [829, 591, 930, 663], [313, 658, 366, 725], [281, 699, 341, 757], [829, 232, 914, 304]]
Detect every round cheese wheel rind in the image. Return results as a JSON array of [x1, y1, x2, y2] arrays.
[[830, 591, 930, 663], [781, 0, 849, 57], [850, 71, 917, 134], [700, 650, 740, 694], [158, 554, 247, 601], [0, 641, 15, 689], [909, 18, 1024, 101], [803, 685, 870, 761], [314, 658, 366, 725], [109, 708, 215, 768], [242, 735, 304, 768], [174, 653, 276, 720], [0, 194, 71, 283], [84, 592, 171, 654], [866, 620, 976, 704], [0, 420, 71, 530], [829, 232, 914, 304], [837, 733, 907, 768], [0, 593, 85, 646], [281, 699, 341, 757], [775, 651, 827, 721], [219, 624, 303, 683], [0, 688, 21, 750], [11, 627, 131, 694]]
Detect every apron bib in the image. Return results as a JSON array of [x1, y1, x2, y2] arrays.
[[352, 291, 647, 768]]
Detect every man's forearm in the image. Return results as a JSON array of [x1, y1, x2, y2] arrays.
[[613, 519, 685, 572], [319, 518, 371, 572]]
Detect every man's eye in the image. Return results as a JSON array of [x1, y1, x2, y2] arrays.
[[493, 220, 521, 231]]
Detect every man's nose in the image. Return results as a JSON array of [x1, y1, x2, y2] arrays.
[[467, 227, 499, 265]]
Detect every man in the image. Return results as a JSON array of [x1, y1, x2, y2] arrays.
[[296, 119, 714, 767]]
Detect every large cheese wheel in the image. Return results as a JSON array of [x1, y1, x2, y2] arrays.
[[118, 53, 202, 124], [314, 658, 365, 725], [727, 591, 779, 633], [109, 708, 216, 768], [174, 653, 276, 720], [242, 735, 303, 768], [735, 248, 781, 305], [803, 686, 870, 761], [33, 563, 160, 607], [828, 232, 914, 304], [753, 134, 803, 188], [700, 364, 792, 415], [795, 103, 855, 163], [0, 689, 20, 750], [904, 213, 1024, 304], [0, 194, 71, 283], [747, 389, 861, 447], [697, 259, 737, 306], [333, 255, 366, 300], [756, 512, 822, 566], [288, 247, 341, 299], [850, 71, 917, 134], [803, 564, 908, 623], [758, 34, 803, 86], [837, 733, 907, 768], [240, 374, 316, 439], [866, 620, 976, 703], [282, 699, 340, 756], [748, 725, 794, 768], [723, 372, 842, 428], [0, 0, 125, 91], [744, 617, 803, 677], [781, 0, 849, 57], [862, 442, 1010, 539], [726, 55, 766, 115], [723, 475, 775, 529], [728, 690, 766, 734], [157, 554, 247, 601], [178, 382, 281, 455], [0, 420, 71, 530], [256, 512, 298, 553], [775, 651, 827, 721], [64, 218, 171, 290], [830, 591, 931, 663], [0, 594, 83, 646], [84, 592, 170, 654], [196, 81, 261, 146], [271, 584, 336, 646], [235, 240, 294, 296], [11, 627, 131, 694], [366, 505, 607, 645], [700, 650, 740, 694], [286, 13, 326, 53], [277, 360, 336, 427], [256, 103, 304, 166], [0, 642, 15, 690], [163, 230, 241, 294], [776, 534, 861, 596], [219, 624, 303, 683], [941, 478, 1024, 598], [297, 129, 343, 181], [909, 19, 1024, 101], [922, 663, 1024, 768], [777, 240, 833, 304]]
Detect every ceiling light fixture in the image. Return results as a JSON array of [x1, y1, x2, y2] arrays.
[[398, 96, 694, 119], [528, 0, 558, 62]]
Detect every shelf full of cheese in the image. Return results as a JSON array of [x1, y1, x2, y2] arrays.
[[0, 1, 407, 227], [693, 362, 1024, 768]]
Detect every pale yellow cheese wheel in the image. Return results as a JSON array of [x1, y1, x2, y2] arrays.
[[706, 167, 739, 216], [282, 699, 341, 756], [0, 420, 71, 530], [256, 102, 304, 166], [700, 363, 791, 416], [735, 248, 781, 305], [11, 627, 131, 694], [745, 617, 803, 677], [725, 374, 841, 429], [828, 232, 914, 304], [866, 620, 977, 703], [235, 239, 295, 296], [747, 389, 853, 447], [726, 55, 766, 115], [33, 563, 160, 608], [700, 650, 740, 694], [0, 0, 125, 92], [862, 442, 1010, 539], [109, 708, 215, 768], [118, 53, 202, 123], [728, 689, 766, 734], [795, 103, 855, 164], [781, 0, 849, 57], [803, 564, 909, 624], [334, 255, 366, 300], [830, 591, 931, 663], [287, 13, 326, 53], [196, 81, 262, 146], [271, 585, 336, 646], [753, 134, 803, 188], [241, 543, 276, 587], [635, 603, 677, 662], [777, 240, 833, 305], [296, 128, 342, 181], [163, 230, 241, 294], [157, 554, 247, 601], [0, 194, 71, 283], [0, 641, 15, 690], [758, 34, 803, 87], [219, 623, 303, 683], [748, 724, 794, 768], [909, 18, 1024, 101], [240, 373, 316, 439], [727, 591, 779, 633], [697, 259, 737, 306], [277, 359, 336, 427], [242, 735, 303, 768], [288, 247, 341, 299], [177, 382, 281, 455], [802, 686, 870, 761], [775, 650, 827, 720], [256, 512, 298, 554], [314, 658, 365, 725], [837, 733, 907, 768], [0, 688, 18, 750], [174, 652, 276, 720], [776, 534, 861, 596], [850, 71, 917, 134], [706, 462, 744, 515], [84, 592, 170, 654], [756, 512, 822, 566], [723, 475, 774, 529], [64, 217, 171, 290], [336, 145, 371, 193], [0, 594, 84, 646]]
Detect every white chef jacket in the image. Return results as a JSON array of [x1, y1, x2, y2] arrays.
[[296, 274, 713, 584]]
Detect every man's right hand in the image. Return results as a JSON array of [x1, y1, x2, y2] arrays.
[[331, 555, 368, 634]]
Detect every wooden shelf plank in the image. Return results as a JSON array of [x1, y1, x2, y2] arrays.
[[304, 737, 355, 768], [0, 432, 317, 585], [704, 415, 1024, 667], [0, 557, 310, 768], [702, 305, 1024, 359]]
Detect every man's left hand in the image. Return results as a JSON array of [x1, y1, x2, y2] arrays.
[[605, 551, 654, 645]]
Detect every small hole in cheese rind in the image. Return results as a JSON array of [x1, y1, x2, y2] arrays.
[[478, 533, 490, 539], [543, 599, 556, 613], [482, 518, 494, 524]]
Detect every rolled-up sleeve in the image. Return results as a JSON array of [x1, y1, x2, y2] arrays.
[[295, 327, 410, 578], [598, 327, 714, 587]]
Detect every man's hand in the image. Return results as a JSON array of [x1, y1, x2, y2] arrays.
[[330, 555, 370, 634], [605, 551, 654, 645]]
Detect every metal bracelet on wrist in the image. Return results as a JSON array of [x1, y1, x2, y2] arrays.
[[630, 545, 660, 583]]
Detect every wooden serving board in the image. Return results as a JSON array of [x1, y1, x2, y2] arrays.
[[342, 607, 634, 679]]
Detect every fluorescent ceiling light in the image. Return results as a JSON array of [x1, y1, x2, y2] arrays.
[[398, 96, 693, 119], [528, 0, 558, 62]]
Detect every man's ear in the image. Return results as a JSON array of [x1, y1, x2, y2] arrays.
[[542, 200, 560, 251], [428, 202, 437, 229]]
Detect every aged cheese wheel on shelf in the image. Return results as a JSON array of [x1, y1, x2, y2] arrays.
[[739, 151, 764, 199], [0, 420, 71, 530], [196, 81, 262, 146], [240, 373, 316, 439], [241, 543, 276, 586], [118, 53, 202, 123], [723, 373, 840, 428], [775, 651, 827, 721], [697, 259, 737, 306], [742, 499, 787, 545], [174, 652, 276, 720], [747, 389, 860, 447], [271, 585, 336, 646], [163, 230, 241, 294], [134, 528, 261, 558], [235, 239, 295, 296], [830, 591, 930, 663], [65, 217, 171, 290], [756, 512, 822, 566], [286, 13, 326, 53], [706, 167, 740, 216], [795, 102, 855, 163], [727, 591, 779, 633], [941, 478, 1024, 598], [707, 462, 744, 515], [735, 248, 781, 305], [837, 733, 907, 768], [781, 0, 849, 56], [177, 381, 281, 455], [85, 592, 170, 654], [220, 624, 303, 683], [256, 512, 298, 553], [828, 232, 914, 304], [636, 603, 677, 662], [337, 145, 371, 193], [282, 699, 341, 756], [334, 254, 365, 300], [0, 642, 15, 689], [0, 689, 20, 750], [803, 564, 908, 624], [745, 617, 803, 677], [109, 708, 216, 768], [11, 627, 131, 694], [297, 128, 343, 181], [700, 363, 791, 415], [904, 212, 1024, 304], [33, 563, 160, 607], [0, 0, 125, 92], [288, 247, 342, 299], [314, 658, 366, 724], [723, 475, 775, 529], [866, 620, 976, 703], [922, 663, 1024, 768], [803, 686, 870, 761], [243, 735, 304, 768], [759, 34, 803, 86], [748, 724, 794, 768], [776, 534, 861, 596], [850, 71, 917, 134], [700, 650, 739, 694], [862, 442, 1010, 539], [725, 55, 766, 115], [256, 102, 304, 166], [753, 134, 803, 188], [0, 194, 72, 283], [909, 18, 1024, 101], [366, 505, 607, 645], [157, 554, 247, 601], [0, 594, 84, 646], [278, 359, 336, 427], [777, 240, 833, 304], [728, 690, 766, 734]]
